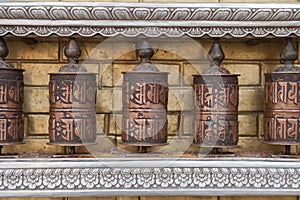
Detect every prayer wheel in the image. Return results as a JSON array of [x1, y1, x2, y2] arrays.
[[0, 38, 24, 146], [264, 39, 300, 154], [122, 40, 168, 151], [48, 39, 97, 153], [193, 39, 239, 149]]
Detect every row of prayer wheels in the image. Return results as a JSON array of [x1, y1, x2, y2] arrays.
[[0, 37, 298, 154]]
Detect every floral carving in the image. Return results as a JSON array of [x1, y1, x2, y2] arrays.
[[174, 168, 192, 188], [99, 168, 118, 188], [155, 168, 173, 188], [118, 169, 137, 189], [249, 168, 267, 188], [62, 169, 81, 189], [211, 168, 230, 188], [229, 168, 248, 188], [3, 169, 23, 190], [0, 165, 298, 196], [23, 169, 43, 189], [80, 168, 99, 189], [137, 168, 155, 188], [193, 168, 211, 188], [43, 169, 62, 189]]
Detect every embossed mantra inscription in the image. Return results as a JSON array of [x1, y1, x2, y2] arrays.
[[122, 72, 168, 146], [0, 69, 24, 144], [193, 75, 239, 147], [265, 73, 300, 144], [49, 74, 96, 145]]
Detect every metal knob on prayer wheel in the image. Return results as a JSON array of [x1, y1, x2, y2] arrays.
[[121, 40, 169, 153], [0, 38, 24, 151], [264, 39, 300, 155], [48, 39, 97, 154], [193, 39, 239, 151]]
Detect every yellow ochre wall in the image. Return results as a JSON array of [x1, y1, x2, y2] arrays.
[[2, 0, 300, 199]]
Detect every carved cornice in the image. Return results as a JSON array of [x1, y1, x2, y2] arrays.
[[0, 2, 300, 37], [1, 158, 300, 197]]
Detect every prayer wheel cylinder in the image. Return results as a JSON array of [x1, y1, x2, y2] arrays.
[[122, 72, 168, 146], [48, 39, 97, 146], [0, 37, 24, 145], [122, 40, 169, 147], [264, 39, 300, 146], [193, 75, 239, 147], [193, 39, 239, 148], [0, 68, 24, 144], [49, 73, 97, 146], [265, 73, 300, 144]]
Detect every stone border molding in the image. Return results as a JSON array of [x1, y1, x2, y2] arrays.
[[0, 2, 300, 37], [0, 158, 299, 197]]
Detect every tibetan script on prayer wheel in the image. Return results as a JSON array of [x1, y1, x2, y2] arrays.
[[193, 75, 239, 147], [0, 68, 24, 144], [122, 72, 168, 146], [49, 74, 97, 145], [264, 73, 300, 145]]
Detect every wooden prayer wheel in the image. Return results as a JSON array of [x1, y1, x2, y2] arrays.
[[122, 40, 168, 151], [193, 39, 239, 149], [48, 39, 97, 152], [0, 38, 24, 146], [264, 39, 300, 154]]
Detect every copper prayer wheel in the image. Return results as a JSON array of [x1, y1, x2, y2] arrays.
[[264, 39, 300, 152], [49, 39, 97, 150], [0, 38, 24, 146], [122, 40, 169, 150], [193, 39, 239, 148]]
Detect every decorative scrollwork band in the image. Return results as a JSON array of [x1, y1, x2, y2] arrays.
[[0, 160, 300, 197], [0, 2, 300, 37]]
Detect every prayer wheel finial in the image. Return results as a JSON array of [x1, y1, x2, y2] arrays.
[[132, 40, 159, 72], [59, 39, 87, 72], [0, 38, 13, 68], [136, 40, 154, 63], [275, 38, 300, 72], [204, 39, 230, 74]]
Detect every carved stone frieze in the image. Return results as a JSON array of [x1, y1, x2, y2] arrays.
[[0, 2, 300, 37], [3, 167, 298, 190], [0, 158, 299, 197]]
